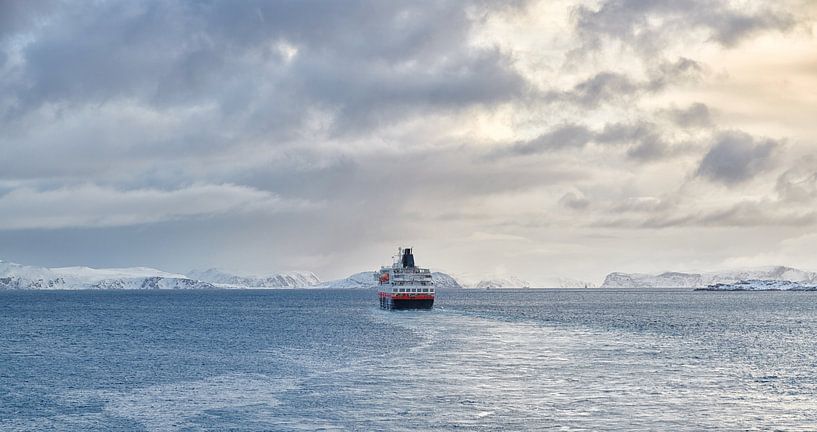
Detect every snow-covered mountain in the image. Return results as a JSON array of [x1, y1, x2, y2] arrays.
[[474, 276, 531, 289], [431, 272, 463, 289], [602, 272, 702, 288], [0, 260, 216, 290], [697, 279, 817, 291], [448, 274, 595, 288], [319, 271, 594, 289], [319, 271, 377, 289], [187, 268, 320, 288], [320, 271, 464, 289], [602, 266, 817, 288]]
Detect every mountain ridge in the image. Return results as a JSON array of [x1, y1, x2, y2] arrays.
[[601, 266, 817, 288], [187, 268, 320, 288], [0, 260, 216, 290], [7, 258, 812, 290]]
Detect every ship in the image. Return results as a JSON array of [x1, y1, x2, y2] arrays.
[[376, 248, 435, 310]]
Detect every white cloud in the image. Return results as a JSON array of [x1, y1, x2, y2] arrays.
[[0, 184, 317, 230]]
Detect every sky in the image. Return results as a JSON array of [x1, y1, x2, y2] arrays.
[[1, 0, 817, 285]]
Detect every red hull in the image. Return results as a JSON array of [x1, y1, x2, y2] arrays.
[[378, 292, 435, 310]]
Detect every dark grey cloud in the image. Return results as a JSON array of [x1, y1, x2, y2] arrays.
[[696, 130, 780, 184], [0, 0, 537, 205], [2, 1, 528, 133], [0, 0, 56, 41], [572, 0, 797, 55]]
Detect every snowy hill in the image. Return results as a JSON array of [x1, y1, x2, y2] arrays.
[[697, 279, 817, 291], [448, 273, 595, 289], [320, 271, 464, 289], [431, 272, 463, 289], [187, 268, 320, 288], [474, 276, 531, 289], [0, 260, 216, 290], [320, 272, 377, 289], [303, 270, 591, 289], [601, 272, 702, 288], [602, 266, 817, 288]]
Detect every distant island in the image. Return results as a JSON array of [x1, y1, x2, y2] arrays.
[[695, 280, 817, 291], [600, 266, 817, 289]]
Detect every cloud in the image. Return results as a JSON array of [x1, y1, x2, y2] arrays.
[[663, 102, 713, 128], [648, 57, 703, 88], [2, 0, 528, 135], [565, 72, 639, 107], [0, 0, 816, 281], [559, 191, 590, 210], [625, 138, 670, 161], [695, 200, 815, 227], [610, 196, 671, 213], [545, 58, 702, 109], [0, 1, 57, 41], [572, 0, 797, 55], [0, 184, 315, 230], [596, 121, 672, 160], [500, 124, 594, 155], [696, 130, 780, 184], [496, 120, 679, 161], [599, 200, 816, 229], [775, 156, 817, 202]]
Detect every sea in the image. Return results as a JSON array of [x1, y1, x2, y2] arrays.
[[2, 288, 816, 431]]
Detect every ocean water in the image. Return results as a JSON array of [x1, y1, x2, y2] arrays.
[[2, 288, 816, 431]]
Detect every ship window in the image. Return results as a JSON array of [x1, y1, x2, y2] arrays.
[[392, 288, 398, 293], [430, 288, 434, 292], [399, 288, 405, 292], [422, 288, 428, 292]]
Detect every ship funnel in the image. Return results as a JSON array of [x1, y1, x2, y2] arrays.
[[401, 248, 415, 268]]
